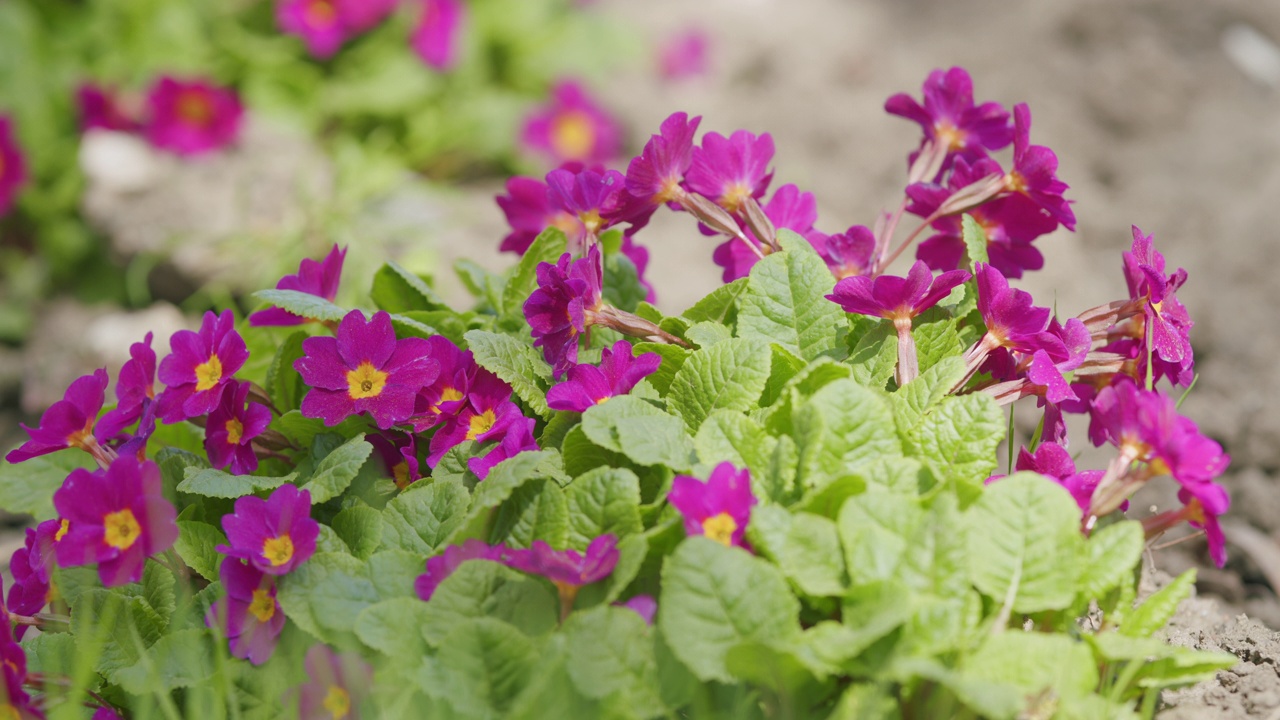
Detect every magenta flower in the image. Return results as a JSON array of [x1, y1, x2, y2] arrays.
[[155, 310, 249, 424], [207, 558, 285, 665], [1003, 103, 1075, 230], [53, 457, 179, 587], [658, 30, 709, 81], [143, 76, 243, 156], [1014, 442, 1104, 514], [523, 245, 605, 377], [668, 462, 757, 549], [468, 416, 539, 480], [0, 116, 28, 217], [884, 66, 1012, 170], [370, 432, 420, 490], [547, 341, 661, 412], [496, 173, 583, 255], [1177, 482, 1230, 568], [411, 336, 483, 430], [521, 80, 622, 166], [6, 369, 108, 464], [204, 381, 271, 475], [505, 535, 619, 590], [711, 183, 823, 282], [294, 645, 373, 720], [414, 540, 508, 601], [219, 484, 320, 576], [624, 111, 701, 208], [546, 166, 629, 244], [820, 225, 876, 279], [250, 244, 347, 327], [618, 595, 657, 625], [411, 0, 465, 70], [294, 309, 439, 429], [968, 262, 1052, 357], [277, 0, 350, 58], [686, 129, 774, 214], [97, 333, 158, 443], [7, 519, 62, 622], [76, 84, 139, 133], [0, 636, 38, 720], [427, 372, 523, 466], [1122, 226, 1193, 371]]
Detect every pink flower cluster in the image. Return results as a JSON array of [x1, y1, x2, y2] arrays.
[[276, 0, 465, 69], [77, 76, 244, 157]]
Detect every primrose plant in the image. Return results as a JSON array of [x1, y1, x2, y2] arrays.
[[0, 67, 1236, 719]]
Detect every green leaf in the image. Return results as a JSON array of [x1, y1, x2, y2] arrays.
[[1080, 520, 1144, 600], [581, 396, 695, 470], [114, 628, 216, 695], [630, 343, 689, 395], [491, 479, 569, 549], [355, 598, 433, 658], [269, 411, 368, 452], [737, 231, 845, 360], [276, 552, 380, 648], [433, 618, 538, 719], [0, 452, 94, 519], [1121, 569, 1196, 638], [694, 411, 777, 494], [446, 451, 566, 546], [659, 537, 801, 682], [960, 214, 990, 271], [265, 330, 309, 412], [845, 321, 896, 389], [899, 493, 969, 598], [250, 289, 346, 323], [369, 549, 425, 600], [332, 504, 383, 560], [560, 425, 630, 479], [380, 478, 471, 554], [967, 473, 1085, 613], [390, 310, 478, 347], [300, 434, 373, 504], [465, 330, 553, 416], [759, 344, 810, 407], [667, 338, 771, 432], [963, 630, 1098, 702], [178, 468, 298, 498], [71, 589, 165, 683], [747, 505, 846, 597], [502, 227, 568, 318], [422, 561, 557, 646], [563, 606, 664, 716], [909, 393, 1004, 502], [371, 260, 449, 313], [682, 278, 748, 326], [565, 467, 643, 551], [913, 316, 964, 374], [724, 641, 830, 700], [890, 355, 966, 441], [685, 321, 732, 348], [602, 253, 647, 312], [838, 493, 924, 587], [800, 378, 901, 481], [455, 258, 506, 308], [890, 657, 1023, 720], [142, 560, 176, 631]]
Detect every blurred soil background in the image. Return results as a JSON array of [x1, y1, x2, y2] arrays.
[[4, 0, 1280, 715]]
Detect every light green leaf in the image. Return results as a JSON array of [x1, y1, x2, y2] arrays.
[[960, 214, 990, 271], [565, 467, 643, 551], [659, 537, 801, 682], [465, 330, 553, 416], [685, 321, 732, 348], [845, 321, 897, 389], [682, 277, 748, 326], [71, 589, 165, 683], [0, 452, 94, 519], [964, 630, 1098, 702], [265, 330, 309, 413], [1121, 569, 1196, 638], [913, 315, 964, 374], [630, 343, 689, 396], [250, 289, 346, 323], [563, 606, 664, 716], [178, 468, 298, 498], [747, 505, 846, 597], [967, 473, 1085, 613], [737, 231, 844, 360], [581, 396, 695, 470], [1080, 520, 1144, 600], [371, 260, 449, 313], [368, 549, 424, 600], [667, 338, 771, 432], [355, 598, 433, 658], [602, 253, 647, 313], [909, 393, 1004, 502], [277, 552, 380, 648], [694, 411, 776, 488], [433, 618, 539, 719], [114, 628, 217, 695], [491, 479, 569, 549], [890, 355, 966, 441], [332, 504, 383, 560], [142, 560, 176, 631], [381, 478, 471, 554], [502, 227, 568, 318], [422, 561, 557, 646], [801, 378, 901, 481], [838, 492, 924, 587], [300, 434, 372, 504]]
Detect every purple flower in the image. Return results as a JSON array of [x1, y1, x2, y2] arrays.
[[496, 173, 584, 255], [884, 67, 1012, 170], [218, 484, 320, 576], [1088, 380, 1229, 487], [1003, 103, 1075, 231], [7, 520, 61, 623], [820, 225, 876, 279], [414, 540, 508, 601], [411, 0, 465, 70], [369, 432, 421, 490], [827, 260, 968, 321], [711, 183, 823, 281], [1015, 443, 1104, 515], [250, 245, 347, 327], [1177, 482, 1230, 568], [468, 415, 539, 480], [294, 309, 439, 429], [411, 336, 484, 430], [76, 84, 139, 133], [97, 333, 158, 443], [547, 341, 661, 412], [658, 30, 709, 81], [295, 645, 373, 720], [427, 371, 524, 466], [0, 115, 28, 216], [0, 631, 39, 720], [207, 558, 285, 665], [521, 80, 622, 166], [1122, 226, 1193, 372], [277, 0, 349, 58], [155, 310, 249, 424], [336, 0, 397, 33], [546, 166, 629, 244], [523, 245, 605, 378], [143, 76, 243, 156], [973, 263, 1052, 353], [668, 462, 756, 549], [505, 535, 619, 590], [624, 111, 701, 208], [205, 381, 271, 474], [6, 369, 109, 464], [618, 595, 657, 625], [686, 129, 774, 213], [53, 457, 179, 587]]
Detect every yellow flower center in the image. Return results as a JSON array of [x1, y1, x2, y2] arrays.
[[55, 518, 69, 542], [465, 409, 497, 441], [578, 209, 604, 235], [262, 534, 295, 567], [346, 362, 388, 400], [934, 120, 966, 151], [103, 509, 142, 551], [194, 354, 224, 392], [656, 177, 683, 204], [551, 111, 596, 160], [176, 91, 213, 127], [718, 183, 752, 214], [1148, 457, 1171, 477], [431, 387, 463, 414], [392, 462, 412, 490], [323, 685, 351, 719], [594, 395, 610, 405], [1003, 170, 1028, 194], [1184, 499, 1206, 524], [701, 512, 738, 547], [306, 0, 337, 25], [66, 418, 96, 451], [225, 418, 244, 446], [248, 588, 276, 623], [1151, 300, 1164, 314]]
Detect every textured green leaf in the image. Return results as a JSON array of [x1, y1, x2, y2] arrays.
[[368, 549, 424, 600], [178, 468, 297, 498], [455, 258, 506, 308], [899, 493, 969, 598], [891, 355, 966, 441], [433, 618, 538, 719], [694, 410, 776, 486], [390, 310, 478, 347], [964, 633, 1098, 701], [491, 479, 569, 548], [142, 560, 176, 631], [747, 505, 846, 597], [839, 493, 924, 587], [890, 658, 1023, 720], [659, 538, 801, 682], [565, 467, 643, 551], [682, 277, 748, 326], [381, 478, 470, 554], [446, 451, 566, 546], [0, 451, 93, 519], [502, 227, 568, 318], [582, 396, 695, 470], [1121, 569, 1196, 638], [967, 473, 1085, 613], [960, 214, 990, 271], [630, 343, 689, 396], [1080, 520, 1144, 600], [759, 343, 810, 407], [910, 393, 1004, 501], [268, 411, 368, 453], [685, 321, 732, 348], [277, 552, 379, 648], [355, 598, 433, 658], [250, 289, 346, 323], [913, 316, 964, 374], [422, 561, 557, 646], [265, 330, 309, 412], [564, 606, 664, 716], [114, 628, 216, 695], [332, 504, 383, 560], [71, 589, 165, 683], [845, 321, 897, 389], [737, 231, 844, 360], [801, 378, 901, 481], [465, 330, 553, 416], [371, 260, 449, 313], [300, 434, 372, 503], [560, 425, 630, 478], [667, 338, 771, 432]]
